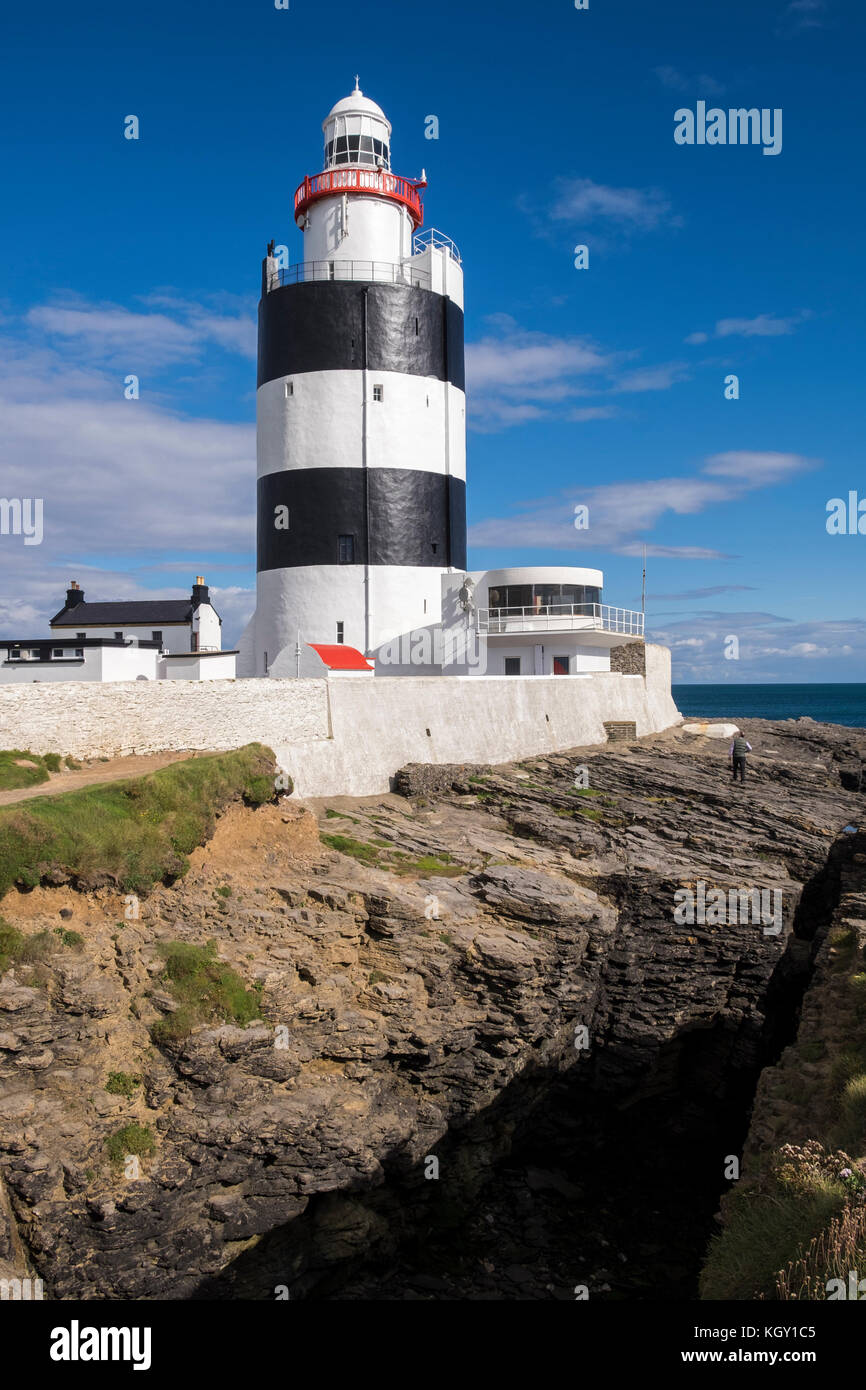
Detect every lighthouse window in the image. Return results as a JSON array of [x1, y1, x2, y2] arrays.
[[372, 384, 384, 402], [285, 381, 293, 398], [336, 621, 345, 644], [338, 534, 355, 564]]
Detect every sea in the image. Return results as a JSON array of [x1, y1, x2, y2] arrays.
[[672, 684, 866, 729]]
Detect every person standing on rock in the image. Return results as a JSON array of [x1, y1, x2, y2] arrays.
[[729, 730, 752, 783]]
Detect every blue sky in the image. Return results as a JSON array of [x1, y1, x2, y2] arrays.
[[1, 0, 863, 681]]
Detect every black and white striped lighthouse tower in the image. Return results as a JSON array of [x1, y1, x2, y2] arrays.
[[239, 80, 466, 678]]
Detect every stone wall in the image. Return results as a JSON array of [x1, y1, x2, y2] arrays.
[[610, 641, 646, 676], [0, 644, 682, 798], [0, 679, 330, 760]]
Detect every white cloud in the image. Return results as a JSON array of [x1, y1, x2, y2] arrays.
[[465, 317, 687, 432], [614, 362, 691, 393], [652, 611, 865, 682], [686, 312, 811, 344], [654, 65, 725, 95], [778, 0, 828, 35], [0, 320, 256, 640], [548, 178, 679, 232], [25, 296, 256, 368], [648, 585, 758, 600], [469, 452, 815, 555]]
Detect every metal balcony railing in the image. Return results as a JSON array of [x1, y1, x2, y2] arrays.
[[476, 603, 645, 638], [294, 168, 425, 225], [412, 227, 462, 265], [267, 260, 431, 291]]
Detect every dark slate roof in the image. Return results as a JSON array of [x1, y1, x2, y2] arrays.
[[50, 600, 193, 627]]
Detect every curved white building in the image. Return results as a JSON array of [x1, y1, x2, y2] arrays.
[[239, 82, 466, 678]]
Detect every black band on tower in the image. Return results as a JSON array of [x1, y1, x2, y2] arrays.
[[257, 282, 465, 391], [257, 468, 467, 571]]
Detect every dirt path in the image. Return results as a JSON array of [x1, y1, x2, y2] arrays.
[[0, 751, 198, 807]]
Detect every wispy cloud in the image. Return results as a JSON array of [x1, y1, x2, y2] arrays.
[[653, 612, 863, 682], [25, 295, 256, 368], [547, 178, 680, 232], [613, 362, 691, 393], [466, 315, 687, 431], [469, 451, 816, 555], [0, 315, 256, 639], [685, 311, 811, 345], [648, 585, 758, 601], [654, 65, 725, 96], [777, 0, 829, 36]]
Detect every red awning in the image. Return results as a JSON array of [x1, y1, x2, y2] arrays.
[[307, 643, 374, 671]]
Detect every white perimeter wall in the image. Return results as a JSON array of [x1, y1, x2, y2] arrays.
[[277, 644, 680, 796], [0, 645, 680, 796]]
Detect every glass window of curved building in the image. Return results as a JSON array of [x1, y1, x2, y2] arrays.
[[487, 583, 601, 612]]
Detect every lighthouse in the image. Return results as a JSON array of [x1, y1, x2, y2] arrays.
[[239, 81, 466, 678]]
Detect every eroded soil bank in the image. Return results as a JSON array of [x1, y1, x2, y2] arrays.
[[0, 718, 863, 1299]]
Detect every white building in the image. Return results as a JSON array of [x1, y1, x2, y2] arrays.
[[0, 577, 237, 683]]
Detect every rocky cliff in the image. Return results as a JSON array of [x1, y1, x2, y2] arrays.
[[0, 718, 863, 1300]]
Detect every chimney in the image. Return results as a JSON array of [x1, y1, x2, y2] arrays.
[[65, 580, 85, 609], [191, 575, 209, 607]]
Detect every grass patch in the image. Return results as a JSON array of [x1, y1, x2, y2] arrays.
[[215, 884, 233, 899], [54, 927, 83, 948], [390, 853, 463, 878], [829, 926, 858, 952], [104, 1122, 154, 1165], [150, 939, 261, 1044], [320, 833, 466, 879], [0, 750, 63, 792], [0, 919, 58, 972], [320, 832, 380, 864], [0, 743, 277, 896], [700, 1181, 846, 1300], [105, 1071, 141, 1098]]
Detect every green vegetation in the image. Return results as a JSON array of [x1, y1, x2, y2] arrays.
[[0, 919, 57, 972], [64, 755, 82, 770], [320, 831, 465, 878], [105, 1071, 141, 1098], [320, 832, 380, 864], [0, 749, 63, 792], [150, 939, 261, 1044], [701, 928, 866, 1300], [0, 743, 277, 897], [104, 1122, 154, 1165], [215, 884, 233, 899], [54, 927, 84, 948]]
